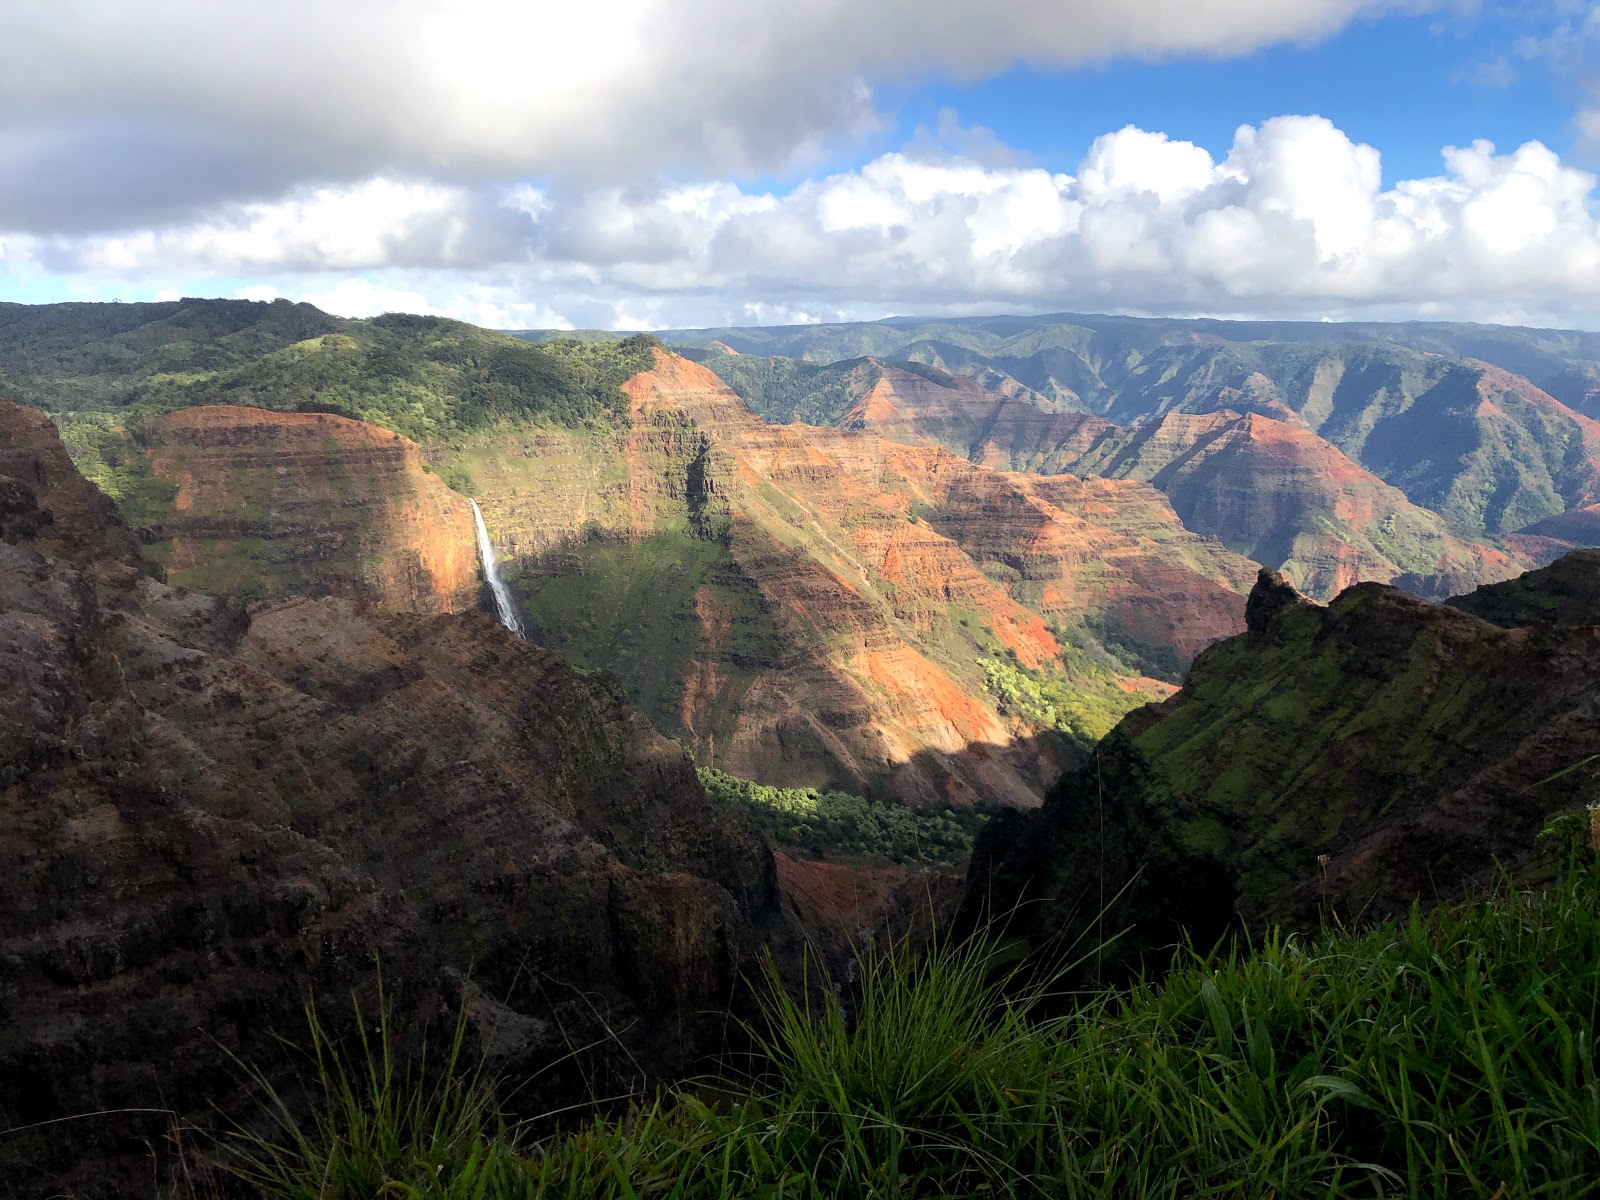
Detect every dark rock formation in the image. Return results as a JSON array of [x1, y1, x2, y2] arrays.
[[1448, 548, 1600, 629], [0, 399, 788, 1198], [1243, 567, 1314, 634], [962, 555, 1600, 976]]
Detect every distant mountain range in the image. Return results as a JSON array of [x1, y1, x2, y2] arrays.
[[516, 311, 1600, 603]]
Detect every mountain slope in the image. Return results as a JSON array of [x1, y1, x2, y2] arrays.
[[1448, 548, 1600, 628], [657, 314, 1600, 547], [0, 399, 787, 1198], [440, 349, 1256, 807], [747, 357, 1527, 601], [2, 297, 656, 441], [963, 554, 1600, 971]]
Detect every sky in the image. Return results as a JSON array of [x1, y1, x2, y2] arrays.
[[3, 0, 1600, 330]]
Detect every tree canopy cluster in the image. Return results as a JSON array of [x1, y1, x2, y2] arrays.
[[0, 297, 660, 442]]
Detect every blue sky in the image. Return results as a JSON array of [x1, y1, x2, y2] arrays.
[[881, 10, 1586, 183], [3, 1, 1600, 329]]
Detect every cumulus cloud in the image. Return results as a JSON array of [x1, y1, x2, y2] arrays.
[[24, 114, 1600, 329], [0, 0, 1426, 230], [28, 179, 535, 275]]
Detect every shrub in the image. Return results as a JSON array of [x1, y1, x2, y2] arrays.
[[697, 767, 993, 866]]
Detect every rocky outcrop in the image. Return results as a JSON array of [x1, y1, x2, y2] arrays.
[[963, 553, 1600, 973], [0, 400, 786, 1199], [0, 401, 147, 568], [140, 405, 479, 612]]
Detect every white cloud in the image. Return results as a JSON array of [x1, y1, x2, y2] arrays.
[[0, 0, 1427, 230], [295, 275, 574, 329], [12, 115, 1600, 329], [32, 179, 532, 275]]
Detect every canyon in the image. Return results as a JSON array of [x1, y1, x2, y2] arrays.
[[335, 349, 1256, 807], [818, 359, 1536, 600], [0, 398, 792, 1198], [11, 300, 1258, 811], [7, 300, 1600, 1197], [14, 300, 1600, 819], [679, 331, 1600, 602]]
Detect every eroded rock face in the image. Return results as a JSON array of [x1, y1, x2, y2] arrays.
[[141, 405, 479, 612], [605, 353, 1253, 805], [422, 351, 1258, 811], [62, 353, 1256, 812], [964, 553, 1600, 972], [0, 400, 784, 1199], [832, 365, 1535, 603]]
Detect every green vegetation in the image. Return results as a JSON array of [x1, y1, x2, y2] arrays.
[[49, 409, 178, 526], [222, 992, 496, 1200], [698, 767, 990, 866], [682, 351, 868, 425], [513, 531, 780, 735], [1, 298, 658, 442], [213, 863, 1600, 1198], [978, 653, 1141, 748]]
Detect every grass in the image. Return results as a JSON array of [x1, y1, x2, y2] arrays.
[[220, 991, 501, 1200], [197, 860, 1600, 1199]]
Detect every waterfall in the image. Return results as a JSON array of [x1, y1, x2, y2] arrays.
[[470, 499, 525, 638]]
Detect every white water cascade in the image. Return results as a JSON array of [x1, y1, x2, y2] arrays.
[[470, 499, 525, 638]]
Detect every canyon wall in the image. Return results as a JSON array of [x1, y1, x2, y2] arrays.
[[444, 351, 1257, 808], [0, 399, 786, 1198], [141, 405, 478, 611], [964, 553, 1600, 974]]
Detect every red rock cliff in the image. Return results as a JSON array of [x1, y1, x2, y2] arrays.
[[143, 405, 478, 612]]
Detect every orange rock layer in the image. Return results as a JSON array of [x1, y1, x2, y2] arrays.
[[834, 361, 1538, 601], [606, 351, 1254, 806], [144, 406, 478, 612]]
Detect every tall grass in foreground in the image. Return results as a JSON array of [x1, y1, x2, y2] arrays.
[[220, 866, 1600, 1198], [219, 992, 501, 1200]]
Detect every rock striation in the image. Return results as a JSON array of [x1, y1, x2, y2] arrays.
[[0, 399, 786, 1199], [829, 362, 1537, 601], [583, 353, 1247, 800], [140, 405, 479, 612], [46, 349, 1258, 812], [421, 350, 1259, 810]]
